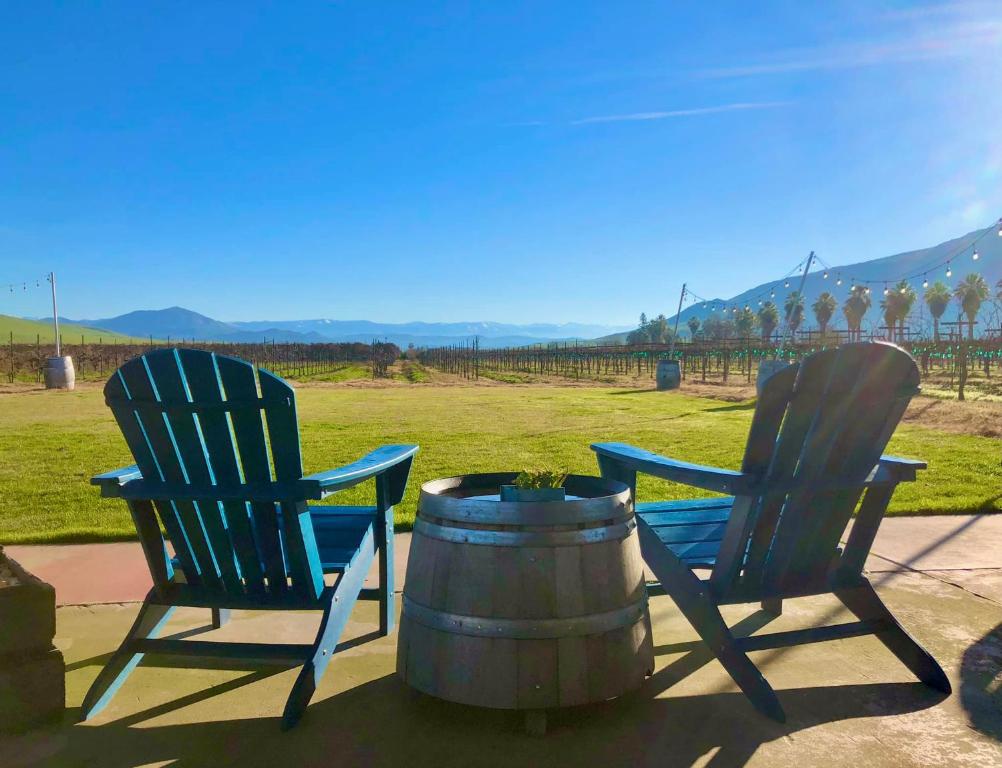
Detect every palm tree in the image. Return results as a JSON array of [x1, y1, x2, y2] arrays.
[[953, 273, 990, 339], [884, 280, 917, 341], [783, 292, 805, 336], [757, 301, 779, 341], [879, 290, 898, 342], [735, 307, 757, 338], [843, 286, 871, 342], [687, 316, 700, 338], [924, 281, 951, 341], [811, 292, 837, 337]]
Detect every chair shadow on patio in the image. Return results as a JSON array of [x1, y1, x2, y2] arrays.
[[19, 628, 947, 768], [29, 678, 943, 768], [960, 620, 1002, 742]]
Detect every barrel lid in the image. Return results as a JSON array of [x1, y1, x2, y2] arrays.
[[419, 473, 632, 526]]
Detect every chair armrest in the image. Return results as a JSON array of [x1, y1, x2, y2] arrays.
[[591, 442, 756, 495], [878, 455, 927, 482], [91, 465, 143, 498], [298, 444, 419, 502]]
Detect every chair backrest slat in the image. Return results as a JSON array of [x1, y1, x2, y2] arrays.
[[170, 350, 258, 594], [213, 354, 290, 597], [711, 342, 920, 599], [143, 350, 234, 594], [105, 349, 325, 603], [111, 356, 212, 590], [259, 370, 323, 599]]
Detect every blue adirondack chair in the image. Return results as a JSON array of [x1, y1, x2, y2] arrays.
[[593, 342, 950, 722], [83, 348, 417, 729]]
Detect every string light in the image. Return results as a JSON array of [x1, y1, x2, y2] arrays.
[[784, 280, 790, 288], [922, 275, 928, 288], [823, 271, 829, 279], [899, 283, 907, 294], [972, 247, 979, 261], [836, 274, 842, 286], [946, 262, 952, 278], [883, 283, 890, 296], [865, 286, 871, 294], [998, 218, 1002, 236]]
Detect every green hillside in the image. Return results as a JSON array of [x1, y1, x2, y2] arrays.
[[0, 314, 139, 344]]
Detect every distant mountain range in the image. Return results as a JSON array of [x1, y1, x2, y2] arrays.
[[40, 307, 630, 348], [31, 225, 1001, 347], [659, 225, 1002, 339]]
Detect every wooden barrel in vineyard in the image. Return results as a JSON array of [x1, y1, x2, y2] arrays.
[[43, 356, 75, 390], [656, 359, 681, 390], [397, 473, 653, 728]]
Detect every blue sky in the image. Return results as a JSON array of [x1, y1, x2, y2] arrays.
[[1, 1, 1000, 325]]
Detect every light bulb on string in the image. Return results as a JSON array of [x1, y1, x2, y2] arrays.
[[770, 290, 775, 298], [922, 275, 928, 288], [836, 275, 842, 286], [972, 247, 979, 261], [997, 218, 1002, 236], [899, 284, 907, 294], [865, 286, 871, 294], [784, 280, 790, 288], [823, 271, 829, 279], [946, 262, 952, 278], [883, 284, 890, 296]]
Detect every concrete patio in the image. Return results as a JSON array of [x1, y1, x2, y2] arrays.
[[3, 515, 1001, 767]]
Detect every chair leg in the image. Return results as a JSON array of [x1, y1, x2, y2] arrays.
[[637, 520, 786, 722], [282, 530, 376, 730], [80, 596, 175, 720], [761, 598, 783, 615], [836, 581, 951, 694], [378, 508, 395, 636], [212, 608, 231, 629]]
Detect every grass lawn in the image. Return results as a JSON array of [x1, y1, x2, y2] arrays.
[[1, 383, 999, 543]]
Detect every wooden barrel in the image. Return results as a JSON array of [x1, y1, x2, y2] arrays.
[[656, 359, 681, 390], [397, 473, 653, 713], [43, 356, 75, 390]]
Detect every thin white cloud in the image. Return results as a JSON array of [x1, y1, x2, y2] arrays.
[[700, 15, 1002, 79], [570, 101, 789, 125]]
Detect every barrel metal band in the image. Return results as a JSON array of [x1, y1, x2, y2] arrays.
[[402, 595, 648, 639], [413, 517, 636, 547], [418, 497, 633, 526]]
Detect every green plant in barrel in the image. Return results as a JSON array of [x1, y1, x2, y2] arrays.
[[953, 273, 989, 339], [923, 281, 951, 341], [501, 468, 569, 503], [513, 469, 568, 490]]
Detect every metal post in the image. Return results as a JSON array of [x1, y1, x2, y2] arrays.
[[49, 272, 61, 356], [779, 252, 815, 352], [669, 283, 686, 358]]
